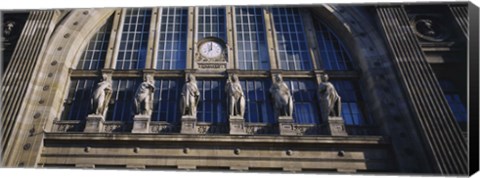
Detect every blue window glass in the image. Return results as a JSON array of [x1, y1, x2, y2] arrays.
[[197, 7, 226, 41], [240, 79, 274, 123], [235, 7, 269, 70], [77, 16, 113, 70], [157, 7, 188, 70], [314, 20, 353, 70], [62, 79, 96, 120], [152, 79, 183, 122], [116, 8, 151, 69], [197, 79, 226, 123], [106, 79, 139, 121], [439, 80, 467, 123], [331, 80, 364, 125], [284, 79, 318, 124], [271, 8, 311, 70]]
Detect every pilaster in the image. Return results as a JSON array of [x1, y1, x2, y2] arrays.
[[377, 6, 467, 175]]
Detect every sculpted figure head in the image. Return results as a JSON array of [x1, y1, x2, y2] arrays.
[[187, 74, 196, 82], [100, 73, 112, 82], [231, 74, 239, 82], [144, 74, 154, 83], [274, 74, 283, 83], [321, 74, 330, 82]]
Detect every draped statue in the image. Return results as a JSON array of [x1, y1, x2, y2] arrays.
[[134, 74, 155, 115], [180, 74, 200, 116], [91, 74, 112, 116], [269, 74, 293, 117], [225, 74, 245, 117], [318, 74, 341, 117]]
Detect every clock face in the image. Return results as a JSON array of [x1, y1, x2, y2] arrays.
[[199, 41, 223, 58]]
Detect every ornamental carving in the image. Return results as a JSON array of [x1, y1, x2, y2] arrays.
[[410, 15, 451, 42]]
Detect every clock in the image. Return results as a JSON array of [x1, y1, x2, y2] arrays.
[[199, 41, 223, 59], [196, 37, 227, 62]]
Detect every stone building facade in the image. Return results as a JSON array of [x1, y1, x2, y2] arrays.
[[1, 3, 473, 175]]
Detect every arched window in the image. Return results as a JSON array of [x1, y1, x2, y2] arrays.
[[151, 79, 183, 122], [61, 6, 370, 134], [106, 79, 138, 121], [116, 8, 151, 70], [331, 80, 366, 125], [285, 79, 319, 124], [197, 7, 226, 41], [240, 79, 273, 123], [314, 20, 354, 71], [197, 79, 226, 123], [77, 16, 113, 70], [156, 7, 188, 70], [311, 16, 368, 126], [61, 79, 96, 120], [271, 8, 311, 70], [234, 7, 269, 70]]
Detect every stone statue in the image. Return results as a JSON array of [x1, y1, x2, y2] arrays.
[[180, 74, 200, 116], [269, 74, 293, 117], [91, 74, 112, 116], [318, 74, 341, 117], [225, 74, 245, 117], [134, 74, 155, 115]]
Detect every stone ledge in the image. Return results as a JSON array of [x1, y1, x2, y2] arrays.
[[43, 132, 389, 145]]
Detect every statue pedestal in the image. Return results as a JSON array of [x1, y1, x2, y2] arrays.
[[327, 116, 348, 136], [229, 116, 246, 135], [181, 115, 197, 134], [278, 116, 296, 136], [132, 115, 150, 133], [84, 114, 105, 132]]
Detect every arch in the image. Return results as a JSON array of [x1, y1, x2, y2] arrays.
[[6, 8, 115, 166]]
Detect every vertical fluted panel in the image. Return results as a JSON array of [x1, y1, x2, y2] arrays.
[[449, 4, 468, 38], [1, 11, 55, 159], [376, 6, 467, 175]]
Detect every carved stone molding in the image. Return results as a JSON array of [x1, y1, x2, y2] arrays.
[[150, 122, 180, 133], [52, 120, 83, 132], [410, 15, 451, 42]]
